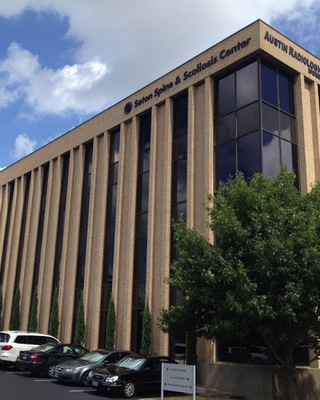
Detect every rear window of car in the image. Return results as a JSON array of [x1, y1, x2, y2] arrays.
[[14, 335, 58, 345], [0, 333, 10, 343]]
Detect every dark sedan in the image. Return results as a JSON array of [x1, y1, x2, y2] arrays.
[[54, 349, 132, 386], [16, 343, 88, 378], [89, 353, 178, 398]]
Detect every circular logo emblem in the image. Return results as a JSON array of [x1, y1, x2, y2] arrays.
[[124, 102, 133, 115]]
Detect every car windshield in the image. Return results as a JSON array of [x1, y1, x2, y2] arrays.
[[32, 343, 57, 352], [116, 356, 146, 371], [80, 351, 108, 362]]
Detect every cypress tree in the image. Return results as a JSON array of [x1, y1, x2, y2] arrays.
[[10, 288, 20, 330], [105, 296, 116, 349], [74, 292, 86, 345], [140, 300, 152, 356], [49, 288, 59, 338], [28, 288, 38, 332]]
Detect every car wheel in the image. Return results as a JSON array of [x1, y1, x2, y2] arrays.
[[122, 380, 136, 398], [80, 371, 90, 387], [47, 363, 57, 378]]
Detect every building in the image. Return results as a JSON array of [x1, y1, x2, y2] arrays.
[[0, 20, 320, 364]]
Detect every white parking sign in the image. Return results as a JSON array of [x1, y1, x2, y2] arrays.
[[161, 363, 196, 400]]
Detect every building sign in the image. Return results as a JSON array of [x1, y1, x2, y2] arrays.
[[161, 362, 196, 399], [264, 31, 320, 80], [124, 37, 251, 114]]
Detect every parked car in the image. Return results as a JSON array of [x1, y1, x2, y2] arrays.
[[16, 343, 88, 377], [0, 330, 59, 368], [55, 349, 132, 386], [220, 346, 251, 363], [89, 353, 178, 398], [248, 346, 269, 364]]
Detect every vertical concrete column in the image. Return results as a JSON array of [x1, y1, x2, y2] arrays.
[[59, 147, 84, 341], [188, 78, 214, 233], [309, 81, 320, 183], [38, 158, 62, 333], [85, 133, 110, 349], [146, 99, 173, 356], [19, 168, 42, 328], [295, 74, 315, 193], [113, 119, 138, 349], [2, 177, 24, 328], [0, 184, 8, 274]]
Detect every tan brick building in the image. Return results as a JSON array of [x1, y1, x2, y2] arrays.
[[1, 20, 320, 364]]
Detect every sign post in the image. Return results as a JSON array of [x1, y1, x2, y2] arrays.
[[161, 363, 196, 400]]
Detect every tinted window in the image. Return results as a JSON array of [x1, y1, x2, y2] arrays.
[[279, 73, 294, 114], [216, 140, 236, 184], [261, 63, 277, 106], [280, 112, 296, 142], [237, 102, 260, 137], [215, 113, 235, 144], [262, 103, 279, 135], [0, 333, 10, 343], [14, 335, 29, 344], [263, 132, 280, 179], [238, 131, 261, 180], [217, 73, 235, 116], [236, 62, 258, 108]]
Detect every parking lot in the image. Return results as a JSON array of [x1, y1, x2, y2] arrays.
[[0, 367, 111, 400]]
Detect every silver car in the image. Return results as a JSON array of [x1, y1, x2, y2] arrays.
[[54, 349, 132, 386]]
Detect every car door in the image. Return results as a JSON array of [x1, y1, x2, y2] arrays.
[[138, 359, 162, 392]]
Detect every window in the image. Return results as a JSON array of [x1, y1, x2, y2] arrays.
[[215, 58, 298, 187]]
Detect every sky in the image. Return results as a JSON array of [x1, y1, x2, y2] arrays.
[[0, 0, 320, 171]]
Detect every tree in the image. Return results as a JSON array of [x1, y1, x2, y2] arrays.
[[10, 288, 20, 330], [159, 169, 320, 400], [105, 296, 116, 349], [49, 288, 59, 338], [28, 287, 38, 332], [140, 300, 152, 356], [74, 291, 86, 345]]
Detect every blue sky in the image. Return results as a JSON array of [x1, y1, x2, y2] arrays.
[[0, 0, 319, 170]]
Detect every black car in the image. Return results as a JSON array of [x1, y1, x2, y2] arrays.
[[55, 349, 132, 386], [16, 343, 89, 377], [89, 353, 178, 398]]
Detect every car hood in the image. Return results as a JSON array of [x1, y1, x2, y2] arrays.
[[57, 359, 91, 367], [92, 366, 137, 376]]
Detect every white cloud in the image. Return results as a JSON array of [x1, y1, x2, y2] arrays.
[[10, 133, 37, 160], [0, 42, 108, 116], [0, 0, 318, 119]]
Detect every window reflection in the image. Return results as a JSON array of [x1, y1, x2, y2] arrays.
[[215, 58, 297, 187], [215, 113, 236, 144], [216, 140, 236, 184], [236, 62, 258, 108], [262, 103, 279, 135], [237, 103, 260, 137], [263, 132, 280, 179], [217, 73, 235, 116], [261, 63, 277, 106], [238, 131, 261, 180]]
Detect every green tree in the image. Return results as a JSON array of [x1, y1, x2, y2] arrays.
[[10, 288, 20, 330], [0, 286, 3, 330], [159, 169, 320, 400], [105, 296, 116, 349], [49, 288, 59, 338], [74, 292, 86, 345], [28, 287, 38, 332], [140, 300, 152, 356]]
